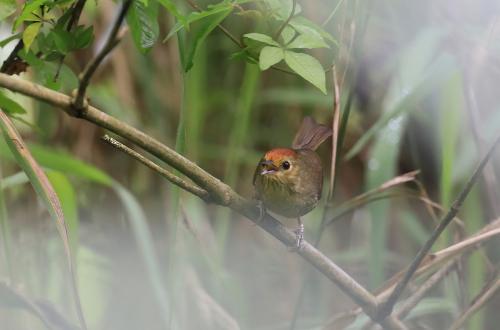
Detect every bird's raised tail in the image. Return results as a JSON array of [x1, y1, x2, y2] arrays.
[[292, 116, 332, 151]]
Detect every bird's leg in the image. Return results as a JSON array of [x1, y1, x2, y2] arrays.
[[293, 217, 305, 250], [255, 200, 266, 225]]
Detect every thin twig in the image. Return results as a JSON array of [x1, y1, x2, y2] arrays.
[[395, 260, 456, 319], [328, 66, 341, 198], [274, 0, 297, 40], [102, 135, 210, 201], [449, 270, 500, 330], [73, 0, 132, 111], [348, 260, 457, 329], [324, 219, 500, 329], [66, 0, 88, 30], [0, 72, 405, 330], [377, 135, 500, 320], [54, 0, 88, 81]]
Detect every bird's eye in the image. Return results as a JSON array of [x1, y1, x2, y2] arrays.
[[282, 161, 290, 170]]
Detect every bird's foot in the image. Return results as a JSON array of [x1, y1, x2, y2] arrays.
[[254, 200, 266, 226], [289, 223, 305, 252]]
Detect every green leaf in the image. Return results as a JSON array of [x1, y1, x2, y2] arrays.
[[0, 91, 27, 115], [163, 3, 233, 42], [127, 0, 159, 53], [280, 25, 295, 44], [287, 31, 329, 49], [22, 22, 42, 51], [264, 0, 301, 20], [290, 16, 337, 45], [52, 27, 73, 54], [0, 0, 16, 21], [156, 0, 184, 22], [284, 50, 326, 94], [259, 46, 283, 70], [183, 6, 231, 72], [74, 25, 94, 50], [244, 32, 280, 46], [13, 0, 49, 31]]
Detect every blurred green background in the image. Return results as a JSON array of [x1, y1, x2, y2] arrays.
[[0, 0, 500, 329]]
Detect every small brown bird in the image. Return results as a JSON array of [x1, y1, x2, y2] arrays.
[[253, 117, 332, 248]]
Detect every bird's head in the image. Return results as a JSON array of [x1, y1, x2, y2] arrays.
[[258, 148, 299, 183]]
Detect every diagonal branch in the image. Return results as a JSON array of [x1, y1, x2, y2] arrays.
[[72, 0, 132, 111], [0, 72, 405, 330], [377, 135, 500, 320]]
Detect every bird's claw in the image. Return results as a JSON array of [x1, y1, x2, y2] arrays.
[[254, 200, 265, 226], [290, 223, 305, 251]]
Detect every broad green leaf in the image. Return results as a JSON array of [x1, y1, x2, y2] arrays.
[[52, 27, 73, 54], [22, 22, 41, 51], [0, 91, 27, 115], [243, 32, 280, 46], [290, 16, 337, 44], [0, 110, 86, 329], [284, 50, 326, 94], [13, 0, 49, 30], [0, 0, 16, 21], [259, 46, 283, 70], [127, 0, 159, 53], [280, 25, 295, 44], [74, 25, 94, 50], [287, 31, 329, 49], [183, 6, 231, 72]]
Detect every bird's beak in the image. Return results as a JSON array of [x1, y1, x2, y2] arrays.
[[260, 160, 278, 175]]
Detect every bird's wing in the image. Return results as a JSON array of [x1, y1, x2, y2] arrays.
[[292, 116, 332, 150]]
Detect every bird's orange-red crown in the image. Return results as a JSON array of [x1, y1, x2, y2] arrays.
[[264, 148, 297, 163]]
